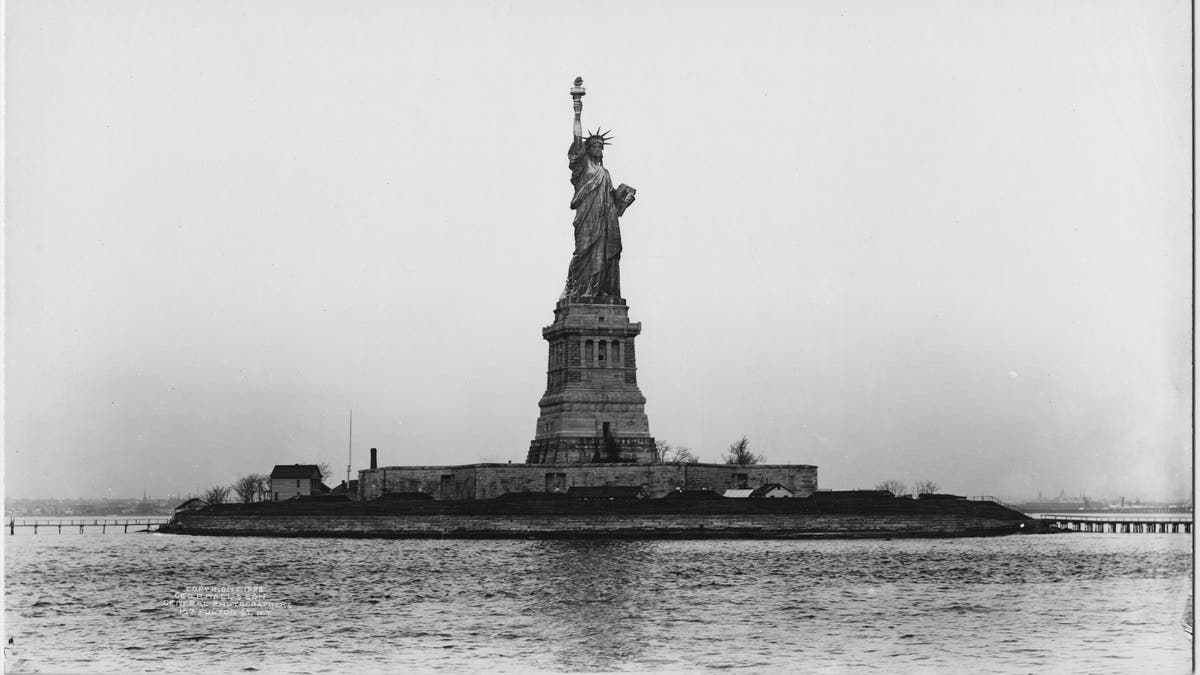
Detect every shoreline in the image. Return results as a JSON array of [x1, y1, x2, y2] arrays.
[[159, 495, 1049, 539]]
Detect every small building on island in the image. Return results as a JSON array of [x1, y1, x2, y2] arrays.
[[330, 480, 359, 497], [270, 464, 328, 501], [174, 497, 207, 512]]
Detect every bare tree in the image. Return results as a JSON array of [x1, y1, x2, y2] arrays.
[[876, 480, 908, 497], [255, 474, 272, 502], [233, 474, 267, 503], [722, 436, 765, 465], [202, 485, 232, 505], [312, 462, 333, 482], [657, 441, 699, 464], [913, 480, 939, 496]]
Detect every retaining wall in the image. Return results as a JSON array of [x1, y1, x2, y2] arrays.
[[357, 462, 819, 501], [168, 511, 1025, 539]]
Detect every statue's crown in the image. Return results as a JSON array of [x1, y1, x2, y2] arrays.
[[586, 128, 614, 146]]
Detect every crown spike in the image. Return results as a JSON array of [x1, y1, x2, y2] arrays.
[[584, 127, 615, 146]]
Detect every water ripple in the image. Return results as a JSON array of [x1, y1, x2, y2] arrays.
[[3, 534, 1192, 673]]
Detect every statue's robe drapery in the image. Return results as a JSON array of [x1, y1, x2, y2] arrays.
[[563, 139, 622, 300]]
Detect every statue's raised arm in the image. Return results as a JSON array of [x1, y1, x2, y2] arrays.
[[570, 77, 585, 143]]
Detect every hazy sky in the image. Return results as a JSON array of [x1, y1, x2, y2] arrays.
[[5, 1, 1191, 501]]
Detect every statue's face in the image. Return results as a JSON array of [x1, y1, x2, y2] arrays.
[[586, 142, 604, 160]]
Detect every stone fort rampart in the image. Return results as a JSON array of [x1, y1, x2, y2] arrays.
[[357, 462, 817, 501]]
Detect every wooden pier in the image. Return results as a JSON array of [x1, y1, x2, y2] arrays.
[[8, 518, 171, 534], [1034, 513, 1192, 534]]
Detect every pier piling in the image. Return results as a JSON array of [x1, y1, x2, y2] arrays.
[[1039, 512, 1193, 534]]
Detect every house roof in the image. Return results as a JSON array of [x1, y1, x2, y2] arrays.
[[173, 497, 206, 511], [270, 464, 322, 479], [329, 480, 358, 495], [749, 483, 795, 498], [723, 489, 755, 498], [567, 485, 647, 500]]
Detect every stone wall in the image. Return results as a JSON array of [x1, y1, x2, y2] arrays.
[[357, 462, 818, 501], [169, 511, 1024, 539]]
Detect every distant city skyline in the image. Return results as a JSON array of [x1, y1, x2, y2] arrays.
[[5, 1, 1190, 502]]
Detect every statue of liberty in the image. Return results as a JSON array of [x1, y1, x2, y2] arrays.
[[561, 77, 636, 302]]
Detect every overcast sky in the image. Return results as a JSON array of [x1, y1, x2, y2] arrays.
[[5, 1, 1191, 502]]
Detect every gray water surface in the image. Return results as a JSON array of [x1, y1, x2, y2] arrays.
[[4, 532, 1192, 673]]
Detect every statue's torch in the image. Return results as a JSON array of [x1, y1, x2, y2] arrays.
[[570, 76, 585, 118]]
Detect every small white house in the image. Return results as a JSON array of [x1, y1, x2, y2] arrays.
[[723, 489, 755, 498], [270, 464, 326, 501]]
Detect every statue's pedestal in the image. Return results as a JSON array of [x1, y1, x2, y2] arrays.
[[527, 299, 657, 464]]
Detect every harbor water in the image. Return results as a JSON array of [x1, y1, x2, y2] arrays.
[[4, 531, 1192, 673]]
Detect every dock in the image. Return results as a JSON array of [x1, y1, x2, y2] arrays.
[[8, 518, 171, 534], [1033, 513, 1192, 534]]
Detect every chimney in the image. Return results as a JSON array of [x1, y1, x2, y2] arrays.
[[370, 447, 378, 470]]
